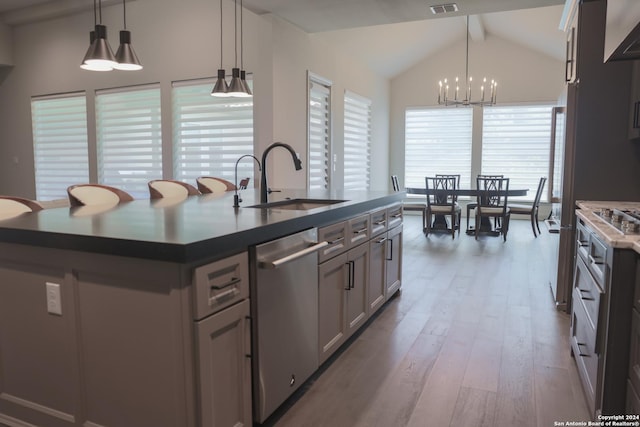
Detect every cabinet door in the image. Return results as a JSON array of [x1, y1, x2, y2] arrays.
[[630, 309, 640, 403], [385, 225, 403, 299], [196, 299, 251, 427], [629, 61, 640, 140], [368, 235, 387, 315], [318, 253, 348, 364], [346, 243, 369, 338]]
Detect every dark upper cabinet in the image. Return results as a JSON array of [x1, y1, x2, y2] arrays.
[[630, 61, 640, 140]]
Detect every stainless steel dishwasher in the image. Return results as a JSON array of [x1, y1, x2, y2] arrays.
[[250, 228, 328, 423]]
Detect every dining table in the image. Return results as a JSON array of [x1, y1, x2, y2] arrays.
[[405, 186, 529, 235]]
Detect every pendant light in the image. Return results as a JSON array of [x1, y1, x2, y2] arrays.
[[81, 0, 117, 71], [226, 0, 246, 97], [211, 0, 230, 97], [239, 0, 252, 97], [114, 0, 142, 71]]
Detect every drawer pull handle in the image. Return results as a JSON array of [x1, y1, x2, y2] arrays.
[[353, 228, 368, 235], [391, 213, 402, 219], [374, 220, 386, 226], [210, 277, 241, 290], [210, 288, 239, 305], [577, 342, 591, 357], [576, 239, 587, 247], [588, 255, 604, 265], [328, 236, 345, 245], [375, 237, 387, 244], [579, 288, 595, 301]]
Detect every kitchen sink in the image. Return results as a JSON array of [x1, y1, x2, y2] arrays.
[[248, 198, 347, 211]]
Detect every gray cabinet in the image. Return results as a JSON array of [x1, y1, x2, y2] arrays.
[[385, 223, 403, 299], [368, 233, 387, 314], [193, 252, 251, 427], [571, 218, 636, 417], [195, 299, 251, 427], [629, 61, 640, 140], [628, 258, 640, 414]]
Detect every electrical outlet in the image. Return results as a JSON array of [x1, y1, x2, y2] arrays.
[[45, 282, 62, 316]]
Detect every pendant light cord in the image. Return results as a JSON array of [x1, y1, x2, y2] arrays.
[[93, 0, 97, 26], [219, 0, 223, 68], [98, 0, 102, 24], [234, 0, 238, 67], [240, 0, 244, 70], [122, 0, 127, 30], [465, 16, 469, 90]]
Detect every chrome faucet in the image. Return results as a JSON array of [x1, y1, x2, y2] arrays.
[[233, 154, 262, 208], [260, 142, 303, 204]]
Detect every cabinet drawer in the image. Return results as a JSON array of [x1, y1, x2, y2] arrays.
[[387, 203, 403, 230], [318, 221, 348, 263], [370, 208, 387, 237], [571, 287, 599, 412], [574, 256, 604, 332], [635, 260, 640, 312], [576, 220, 590, 263], [588, 233, 608, 286], [348, 214, 370, 247], [193, 252, 249, 320]]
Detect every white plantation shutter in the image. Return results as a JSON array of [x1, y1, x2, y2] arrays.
[[404, 108, 472, 189], [343, 91, 371, 191], [308, 75, 331, 190], [31, 94, 89, 201], [482, 104, 553, 201], [96, 85, 162, 198], [172, 80, 254, 185]]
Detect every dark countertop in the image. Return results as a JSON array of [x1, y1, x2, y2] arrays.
[[0, 189, 403, 263]]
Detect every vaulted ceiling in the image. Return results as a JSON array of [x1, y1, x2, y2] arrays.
[[0, 0, 568, 78]]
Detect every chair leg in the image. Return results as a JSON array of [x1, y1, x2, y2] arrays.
[[535, 209, 541, 235], [503, 215, 510, 242], [475, 214, 479, 240], [466, 205, 471, 231], [457, 211, 462, 236], [422, 209, 427, 233], [451, 214, 455, 239], [530, 212, 537, 238], [425, 213, 431, 237]]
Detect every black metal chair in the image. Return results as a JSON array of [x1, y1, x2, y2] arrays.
[[391, 175, 427, 232], [474, 177, 510, 241], [425, 176, 461, 239], [508, 177, 547, 237]]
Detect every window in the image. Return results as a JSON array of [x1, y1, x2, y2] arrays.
[[308, 73, 332, 190], [404, 107, 473, 189], [31, 93, 89, 200], [482, 104, 553, 201], [172, 79, 254, 185], [96, 85, 162, 198], [343, 91, 371, 191]]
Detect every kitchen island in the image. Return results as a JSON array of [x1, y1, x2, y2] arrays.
[[0, 189, 403, 427]]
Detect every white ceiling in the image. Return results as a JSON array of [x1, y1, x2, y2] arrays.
[[0, 0, 569, 79]]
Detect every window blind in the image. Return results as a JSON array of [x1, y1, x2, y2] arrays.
[[31, 93, 89, 200], [172, 80, 254, 186], [404, 108, 473, 189], [343, 91, 371, 191], [481, 104, 553, 202], [308, 76, 331, 190], [96, 85, 162, 198]]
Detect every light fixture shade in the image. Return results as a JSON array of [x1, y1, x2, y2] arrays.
[[80, 31, 111, 71], [240, 70, 253, 97], [114, 30, 143, 70], [211, 69, 230, 97], [82, 25, 117, 70], [227, 68, 245, 97]]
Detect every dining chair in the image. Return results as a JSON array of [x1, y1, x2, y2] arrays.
[[435, 174, 460, 189], [466, 174, 504, 232], [148, 179, 201, 200], [0, 196, 43, 220], [67, 184, 134, 207], [196, 177, 237, 194], [475, 177, 510, 241], [508, 176, 547, 237], [425, 176, 461, 239], [391, 175, 427, 232]]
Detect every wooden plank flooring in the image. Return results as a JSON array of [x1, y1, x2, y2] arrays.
[[265, 215, 590, 427]]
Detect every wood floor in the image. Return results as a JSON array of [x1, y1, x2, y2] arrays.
[[264, 214, 591, 427]]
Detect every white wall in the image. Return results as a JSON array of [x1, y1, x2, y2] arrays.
[[389, 33, 566, 187], [0, 0, 389, 198], [0, 22, 12, 65]]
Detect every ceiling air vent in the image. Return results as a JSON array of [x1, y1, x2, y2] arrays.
[[430, 3, 459, 14]]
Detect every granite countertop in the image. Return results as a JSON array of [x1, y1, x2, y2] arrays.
[[0, 189, 403, 263], [575, 201, 640, 253]]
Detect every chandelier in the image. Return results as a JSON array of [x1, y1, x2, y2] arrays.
[[437, 16, 496, 107]]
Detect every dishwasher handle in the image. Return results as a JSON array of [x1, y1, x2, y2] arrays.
[[258, 241, 329, 269]]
